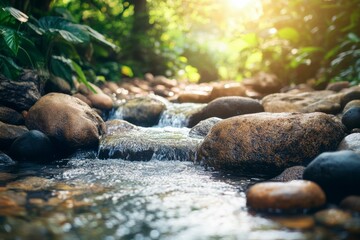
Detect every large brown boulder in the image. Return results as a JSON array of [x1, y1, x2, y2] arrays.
[[197, 112, 345, 176], [188, 96, 264, 127], [262, 91, 342, 114], [25, 93, 105, 151]]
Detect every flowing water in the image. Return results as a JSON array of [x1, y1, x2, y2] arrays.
[[0, 103, 351, 239], [0, 160, 340, 240]]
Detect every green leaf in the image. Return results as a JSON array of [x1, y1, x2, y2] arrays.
[[70, 60, 96, 93], [50, 56, 73, 83], [2, 7, 28, 23], [277, 27, 299, 43], [0, 54, 21, 79], [0, 27, 20, 55], [38, 17, 89, 44], [50, 56, 96, 93], [81, 25, 118, 50], [348, 33, 360, 43]]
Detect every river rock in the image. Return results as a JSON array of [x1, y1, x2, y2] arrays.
[[99, 125, 202, 161], [0, 122, 28, 149], [44, 76, 71, 94], [326, 81, 350, 92], [340, 196, 360, 212], [342, 107, 360, 130], [208, 83, 246, 100], [197, 112, 345, 176], [337, 133, 360, 154], [343, 100, 360, 113], [79, 83, 113, 110], [0, 71, 43, 111], [314, 209, 352, 228], [0, 106, 24, 125], [188, 96, 264, 127], [340, 87, 360, 107], [189, 117, 222, 138], [0, 151, 15, 165], [246, 180, 326, 211], [25, 93, 105, 152], [177, 92, 210, 103], [262, 91, 342, 114], [303, 151, 360, 201], [271, 166, 305, 182], [243, 72, 282, 94], [10, 130, 55, 163], [72, 93, 92, 107], [115, 96, 167, 127]]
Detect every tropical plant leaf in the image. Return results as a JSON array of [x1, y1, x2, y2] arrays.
[[81, 25, 118, 50], [2, 7, 28, 23], [51, 55, 96, 93], [0, 54, 22, 79], [38, 16, 89, 44], [70, 60, 96, 93], [0, 27, 20, 55], [50, 55, 73, 84]]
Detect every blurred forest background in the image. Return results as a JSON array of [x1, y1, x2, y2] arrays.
[[1, 0, 359, 88]]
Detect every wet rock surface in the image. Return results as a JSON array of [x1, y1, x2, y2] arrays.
[[262, 91, 342, 114], [25, 93, 106, 152], [0, 121, 28, 149], [342, 107, 360, 130], [303, 151, 360, 201], [188, 96, 264, 127], [337, 133, 360, 153], [99, 125, 203, 161], [0, 71, 43, 111], [0, 151, 15, 166], [246, 180, 326, 211], [9, 130, 55, 163], [0, 106, 24, 125], [189, 117, 222, 138], [271, 166, 305, 182], [197, 112, 345, 176], [114, 96, 167, 127]]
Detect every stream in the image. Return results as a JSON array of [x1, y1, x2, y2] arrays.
[[0, 102, 348, 240]]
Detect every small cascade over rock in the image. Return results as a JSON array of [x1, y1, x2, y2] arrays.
[[157, 103, 205, 128], [99, 120, 203, 161]]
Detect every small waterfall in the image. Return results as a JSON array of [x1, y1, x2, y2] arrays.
[[157, 103, 205, 128], [99, 126, 203, 161]]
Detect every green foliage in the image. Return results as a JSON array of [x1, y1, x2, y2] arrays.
[[0, 2, 117, 93]]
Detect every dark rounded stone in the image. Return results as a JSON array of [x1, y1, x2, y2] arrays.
[[342, 107, 360, 130], [10, 130, 55, 163], [0, 122, 28, 149], [303, 151, 360, 202], [0, 151, 15, 165]]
